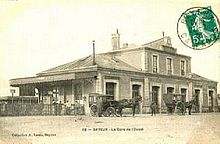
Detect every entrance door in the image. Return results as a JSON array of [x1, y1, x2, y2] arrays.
[[194, 89, 200, 113], [167, 87, 174, 94], [208, 90, 214, 112], [106, 82, 116, 97], [132, 85, 141, 98], [180, 88, 187, 102], [167, 87, 174, 101]]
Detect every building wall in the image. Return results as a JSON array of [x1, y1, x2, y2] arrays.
[[115, 50, 145, 70], [148, 76, 191, 113], [114, 46, 191, 78], [147, 49, 191, 76], [98, 70, 145, 100], [96, 68, 217, 113], [192, 80, 218, 112]]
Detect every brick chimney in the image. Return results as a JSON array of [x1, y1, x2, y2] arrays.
[[111, 29, 120, 50]]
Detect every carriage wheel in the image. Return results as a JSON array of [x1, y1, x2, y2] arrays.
[[90, 104, 97, 117], [177, 102, 185, 115], [105, 107, 116, 117]]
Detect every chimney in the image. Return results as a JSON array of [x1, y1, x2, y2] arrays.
[[92, 40, 96, 65], [111, 29, 120, 50]]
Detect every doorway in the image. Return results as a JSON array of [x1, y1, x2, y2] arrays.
[[106, 82, 116, 97], [132, 85, 141, 98], [180, 88, 187, 102], [194, 89, 200, 113], [152, 86, 160, 105], [167, 87, 174, 94], [208, 90, 214, 112]]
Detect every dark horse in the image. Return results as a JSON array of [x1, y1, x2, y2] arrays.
[[184, 99, 196, 115], [176, 99, 196, 115], [116, 96, 142, 117]]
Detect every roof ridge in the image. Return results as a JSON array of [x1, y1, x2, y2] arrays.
[[190, 73, 217, 82], [37, 56, 90, 75], [142, 36, 169, 46]]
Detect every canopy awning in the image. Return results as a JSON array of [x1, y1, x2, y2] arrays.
[[10, 72, 97, 86], [0, 96, 38, 101]]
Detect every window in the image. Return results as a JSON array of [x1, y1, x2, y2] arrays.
[[180, 60, 185, 76], [152, 55, 158, 73], [106, 82, 116, 96], [166, 58, 173, 74]]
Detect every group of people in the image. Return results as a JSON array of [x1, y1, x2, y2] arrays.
[[52, 100, 72, 115], [133, 95, 158, 116]]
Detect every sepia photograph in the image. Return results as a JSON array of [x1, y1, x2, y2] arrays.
[[0, 0, 220, 144]]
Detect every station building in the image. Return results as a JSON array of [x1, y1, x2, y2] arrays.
[[10, 30, 218, 114]]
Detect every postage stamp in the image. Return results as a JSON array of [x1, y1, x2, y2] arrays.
[[177, 7, 220, 50]]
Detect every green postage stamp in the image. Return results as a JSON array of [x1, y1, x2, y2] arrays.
[[177, 7, 220, 50]]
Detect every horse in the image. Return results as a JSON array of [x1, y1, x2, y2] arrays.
[[116, 96, 142, 117], [184, 99, 196, 115], [165, 100, 176, 114], [176, 99, 196, 115], [176, 101, 185, 115]]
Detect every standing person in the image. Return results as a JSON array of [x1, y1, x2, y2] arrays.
[[58, 101, 62, 116], [150, 101, 157, 116], [96, 97, 103, 117], [132, 95, 139, 117], [55, 100, 59, 116], [65, 100, 71, 115], [138, 95, 143, 114], [52, 99, 56, 115], [64, 101, 67, 115]]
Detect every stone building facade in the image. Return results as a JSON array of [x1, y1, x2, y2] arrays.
[[10, 31, 218, 114]]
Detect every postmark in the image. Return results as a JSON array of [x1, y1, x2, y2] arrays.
[[177, 7, 220, 50]]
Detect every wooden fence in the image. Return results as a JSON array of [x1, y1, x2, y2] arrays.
[[0, 103, 85, 116]]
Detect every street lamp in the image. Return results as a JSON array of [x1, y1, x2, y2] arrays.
[[10, 89, 15, 115]]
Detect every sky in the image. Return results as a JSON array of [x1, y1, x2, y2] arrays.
[[0, 0, 219, 96]]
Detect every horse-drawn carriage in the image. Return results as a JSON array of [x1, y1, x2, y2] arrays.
[[89, 93, 139, 117], [89, 93, 119, 117], [162, 93, 195, 115]]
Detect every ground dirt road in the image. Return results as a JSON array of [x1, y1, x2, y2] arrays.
[[0, 113, 220, 144]]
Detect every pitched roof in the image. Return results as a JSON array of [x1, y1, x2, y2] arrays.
[[38, 54, 142, 75], [189, 73, 217, 82]]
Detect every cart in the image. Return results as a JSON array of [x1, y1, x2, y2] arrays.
[[163, 93, 186, 114], [89, 93, 119, 117]]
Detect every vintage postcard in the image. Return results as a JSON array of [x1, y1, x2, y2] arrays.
[[0, 0, 220, 144]]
